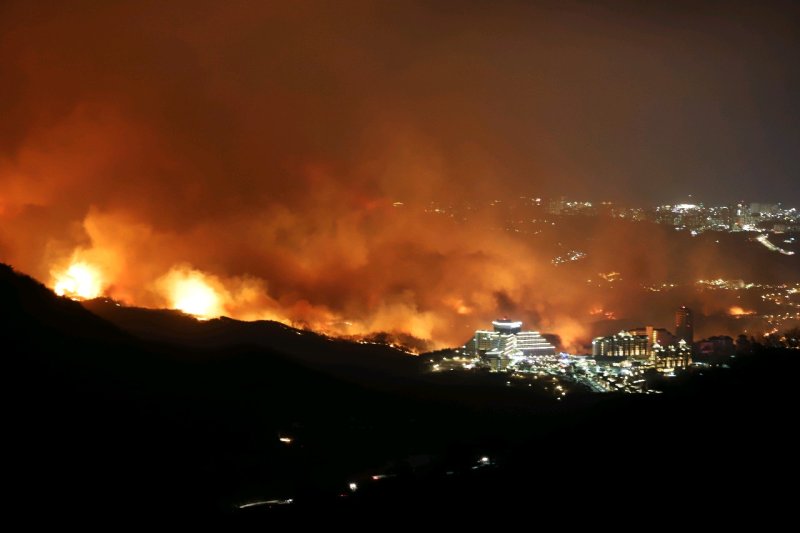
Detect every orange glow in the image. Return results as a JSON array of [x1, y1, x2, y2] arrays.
[[163, 269, 222, 319], [445, 297, 473, 315], [53, 262, 103, 300], [1, 1, 799, 357], [728, 306, 755, 316], [588, 307, 616, 320]]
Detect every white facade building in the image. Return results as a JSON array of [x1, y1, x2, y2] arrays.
[[467, 319, 556, 362]]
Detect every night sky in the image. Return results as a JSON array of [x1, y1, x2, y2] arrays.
[[2, 1, 798, 206], [1, 0, 798, 348]]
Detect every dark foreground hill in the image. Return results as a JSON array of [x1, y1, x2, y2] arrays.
[[2, 263, 798, 524], [81, 297, 422, 386]]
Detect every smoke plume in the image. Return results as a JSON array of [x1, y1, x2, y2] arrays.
[[2, 1, 798, 351]]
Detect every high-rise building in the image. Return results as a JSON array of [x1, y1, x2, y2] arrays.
[[628, 326, 677, 354], [652, 340, 692, 370], [592, 325, 692, 369], [473, 330, 497, 352], [733, 203, 757, 230], [592, 330, 649, 358], [675, 306, 693, 345], [592, 326, 679, 358]]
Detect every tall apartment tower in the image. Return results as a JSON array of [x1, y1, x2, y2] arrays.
[[675, 306, 694, 345]]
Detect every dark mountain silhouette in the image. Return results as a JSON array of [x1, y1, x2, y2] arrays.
[[81, 297, 421, 386], [2, 262, 797, 523], [2, 263, 435, 517], [1, 263, 130, 343]]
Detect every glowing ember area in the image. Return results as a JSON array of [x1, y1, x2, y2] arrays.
[[53, 262, 103, 300], [589, 307, 616, 320], [729, 306, 756, 316], [165, 270, 222, 319]]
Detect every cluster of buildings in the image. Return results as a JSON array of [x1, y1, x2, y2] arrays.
[[418, 197, 799, 240], [540, 197, 799, 234], [436, 304, 778, 394], [651, 202, 800, 234], [590, 306, 693, 371], [464, 308, 695, 373], [465, 319, 555, 370], [455, 318, 653, 394]]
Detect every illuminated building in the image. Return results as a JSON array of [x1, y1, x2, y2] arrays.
[[733, 202, 757, 230], [516, 330, 558, 355], [671, 203, 704, 230], [652, 340, 692, 370], [593, 325, 692, 370], [675, 306, 693, 345], [592, 330, 649, 358], [484, 333, 519, 367], [473, 330, 497, 352], [467, 319, 555, 368], [592, 325, 675, 358], [492, 319, 522, 334], [635, 326, 677, 354], [654, 205, 677, 225]]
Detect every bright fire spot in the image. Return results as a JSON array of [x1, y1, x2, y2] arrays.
[[53, 262, 103, 300], [729, 306, 755, 316], [169, 273, 221, 319], [589, 307, 615, 319]]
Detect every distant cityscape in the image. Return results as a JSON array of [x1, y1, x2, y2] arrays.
[[548, 197, 799, 236], [415, 196, 800, 239], [430, 306, 798, 396], [407, 195, 800, 339]]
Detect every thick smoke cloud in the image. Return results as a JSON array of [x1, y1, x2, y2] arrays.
[[1, 1, 798, 350]]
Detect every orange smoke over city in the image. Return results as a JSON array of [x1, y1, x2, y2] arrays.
[[2, 1, 798, 352]]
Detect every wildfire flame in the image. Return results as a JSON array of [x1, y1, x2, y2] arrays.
[[589, 306, 616, 320], [164, 269, 222, 319], [728, 306, 755, 316], [53, 262, 103, 300]]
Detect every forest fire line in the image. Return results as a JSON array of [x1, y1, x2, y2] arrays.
[[29, 206, 797, 354], [9, 200, 597, 351], [1, 1, 798, 352], [7, 186, 797, 352]]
